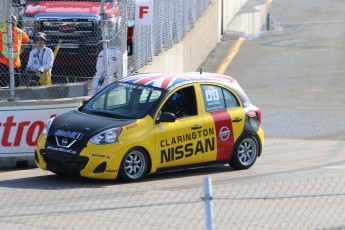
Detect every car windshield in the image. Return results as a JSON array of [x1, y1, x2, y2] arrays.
[[81, 82, 165, 119]]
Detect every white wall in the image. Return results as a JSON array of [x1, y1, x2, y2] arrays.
[[137, 0, 251, 73]]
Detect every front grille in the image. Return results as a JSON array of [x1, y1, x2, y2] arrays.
[[36, 17, 101, 44], [43, 151, 89, 175], [46, 135, 87, 149]]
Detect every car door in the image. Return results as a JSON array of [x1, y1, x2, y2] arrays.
[[154, 85, 206, 169], [199, 84, 246, 162]]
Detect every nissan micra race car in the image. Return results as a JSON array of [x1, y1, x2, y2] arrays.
[[35, 72, 264, 182]]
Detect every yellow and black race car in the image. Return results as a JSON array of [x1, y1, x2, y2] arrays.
[[35, 72, 264, 182]]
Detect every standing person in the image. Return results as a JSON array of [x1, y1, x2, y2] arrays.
[[26, 32, 54, 85], [89, 47, 122, 96], [0, 15, 29, 87]]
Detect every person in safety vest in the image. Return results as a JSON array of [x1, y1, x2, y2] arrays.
[[0, 15, 29, 87], [26, 32, 54, 86]]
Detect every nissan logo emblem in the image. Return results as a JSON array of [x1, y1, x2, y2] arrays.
[[219, 126, 231, 141], [61, 138, 68, 146]]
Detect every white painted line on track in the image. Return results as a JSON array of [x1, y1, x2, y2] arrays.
[[325, 165, 345, 170]]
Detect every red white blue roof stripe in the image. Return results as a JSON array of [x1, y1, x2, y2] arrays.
[[120, 72, 237, 89]]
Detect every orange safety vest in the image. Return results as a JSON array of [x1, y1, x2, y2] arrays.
[[0, 26, 29, 68]]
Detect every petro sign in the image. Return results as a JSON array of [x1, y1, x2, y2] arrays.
[[0, 103, 80, 157]]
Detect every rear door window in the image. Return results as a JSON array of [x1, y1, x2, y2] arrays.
[[201, 85, 239, 112]]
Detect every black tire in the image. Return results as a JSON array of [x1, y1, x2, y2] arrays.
[[229, 135, 258, 170], [119, 148, 148, 182]]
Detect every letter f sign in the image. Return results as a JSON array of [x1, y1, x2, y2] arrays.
[[139, 6, 149, 19], [135, 0, 153, 25]]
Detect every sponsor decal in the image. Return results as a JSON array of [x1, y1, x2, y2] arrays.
[[126, 123, 138, 130], [92, 154, 106, 158], [46, 145, 77, 155], [0, 116, 45, 147], [219, 126, 231, 141], [204, 88, 224, 111], [54, 129, 84, 140], [118, 82, 156, 91], [160, 128, 215, 163]]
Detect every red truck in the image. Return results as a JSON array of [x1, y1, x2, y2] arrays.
[[19, 0, 132, 81]]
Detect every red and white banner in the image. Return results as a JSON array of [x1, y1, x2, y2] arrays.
[[0, 103, 80, 157], [135, 0, 154, 25]]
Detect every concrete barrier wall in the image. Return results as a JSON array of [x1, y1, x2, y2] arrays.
[[222, 0, 249, 31], [1, 82, 89, 101], [228, 0, 272, 35], [138, 0, 250, 73]]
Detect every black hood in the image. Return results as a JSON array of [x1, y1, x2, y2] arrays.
[[48, 110, 136, 140]]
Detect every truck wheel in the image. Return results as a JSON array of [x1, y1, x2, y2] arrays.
[[229, 136, 258, 170], [119, 148, 148, 182]]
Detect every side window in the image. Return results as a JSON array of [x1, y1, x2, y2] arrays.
[[201, 85, 239, 112], [223, 89, 239, 108], [201, 85, 225, 112], [161, 86, 197, 118]]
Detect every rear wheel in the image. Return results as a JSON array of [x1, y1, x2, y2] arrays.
[[229, 136, 258, 170], [119, 148, 148, 182]]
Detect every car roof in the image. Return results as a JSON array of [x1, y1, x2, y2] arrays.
[[120, 72, 238, 90]]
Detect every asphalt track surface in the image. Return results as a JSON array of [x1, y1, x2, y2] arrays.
[[1, 0, 345, 229]]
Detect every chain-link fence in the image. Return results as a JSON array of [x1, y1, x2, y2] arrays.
[[0, 175, 344, 229], [131, 0, 214, 71], [0, 0, 128, 101], [1, 0, 215, 102]]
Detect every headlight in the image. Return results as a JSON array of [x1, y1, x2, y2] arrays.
[[21, 17, 35, 37], [41, 117, 55, 135], [90, 127, 122, 145]]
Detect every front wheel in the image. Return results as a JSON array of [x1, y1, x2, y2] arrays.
[[229, 136, 258, 170], [119, 148, 148, 182]]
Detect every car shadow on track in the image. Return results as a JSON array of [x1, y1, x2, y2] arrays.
[[0, 164, 235, 190]]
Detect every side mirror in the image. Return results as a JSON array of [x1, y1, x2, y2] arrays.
[[155, 112, 175, 124], [81, 100, 88, 106], [78, 100, 88, 111]]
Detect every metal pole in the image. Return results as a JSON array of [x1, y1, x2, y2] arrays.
[[100, 0, 110, 83], [7, 14, 15, 100], [221, 0, 224, 35], [121, 0, 128, 79], [203, 177, 214, 230]]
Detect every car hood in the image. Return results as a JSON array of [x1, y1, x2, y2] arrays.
[[24, 1, 116, 17], [48, 110, 136, 141]]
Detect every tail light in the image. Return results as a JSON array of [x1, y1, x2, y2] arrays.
[[246, 107, 262, 125], [256, 108, 262, 125]]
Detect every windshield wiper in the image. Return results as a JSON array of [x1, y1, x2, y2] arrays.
[[88, 110, 130, 119], [89, 110, 114, 117]]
